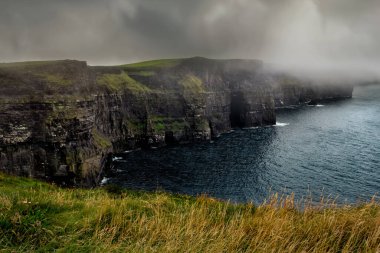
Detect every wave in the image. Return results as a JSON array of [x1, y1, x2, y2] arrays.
[[100, 177, 109, 185], [275, 122, 290, 127], [112, 156, 123, 161]]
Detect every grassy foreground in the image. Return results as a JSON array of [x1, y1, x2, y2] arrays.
[[0, 173, 379, 252]]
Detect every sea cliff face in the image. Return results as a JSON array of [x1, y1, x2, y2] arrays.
[[0, 57, 353, 185]]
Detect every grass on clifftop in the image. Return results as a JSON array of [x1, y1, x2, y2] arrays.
[[1, 173, 380, 252], [0, 60, 65, 69], [122, 59, 181, 70]]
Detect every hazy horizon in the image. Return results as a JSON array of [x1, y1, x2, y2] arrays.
[[1, 0, 379, 80]]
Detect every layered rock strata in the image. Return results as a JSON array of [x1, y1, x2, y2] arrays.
[[0, 57, 353, 184]]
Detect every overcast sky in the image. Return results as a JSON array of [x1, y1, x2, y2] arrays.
[[1, 0, 379, 77]]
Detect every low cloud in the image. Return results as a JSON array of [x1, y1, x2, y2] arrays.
[[0, 0, 379, 80]]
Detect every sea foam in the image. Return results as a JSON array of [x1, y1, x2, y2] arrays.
[[275, 122, 290, 127]]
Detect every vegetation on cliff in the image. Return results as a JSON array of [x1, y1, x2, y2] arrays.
[[122, 58, 181, 70], [0, 60, 91, 100], [0, 173, 379, 252], [179, 74, 205, 94], [96, 71, 151, 92]]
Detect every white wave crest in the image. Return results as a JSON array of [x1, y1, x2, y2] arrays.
[[100, 177, 109, 185], [112, 156, 123, 161], [275, 122, 290, 127]]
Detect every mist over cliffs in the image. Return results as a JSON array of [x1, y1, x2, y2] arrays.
[[0, 57, 353, 184], [1, 0, 379, 81]]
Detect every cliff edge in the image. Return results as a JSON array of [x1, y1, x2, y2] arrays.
[[0, 57, 353, 185]]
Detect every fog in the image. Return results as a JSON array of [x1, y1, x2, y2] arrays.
[[0, 0, 379, 80]]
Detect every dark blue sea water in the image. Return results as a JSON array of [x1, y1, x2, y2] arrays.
[[104, 84, 380, 204]]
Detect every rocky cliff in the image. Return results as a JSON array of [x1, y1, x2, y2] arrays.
[[0, 57, 353, 185]]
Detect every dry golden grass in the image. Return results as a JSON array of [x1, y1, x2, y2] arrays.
[[0, 173, 379, 252]]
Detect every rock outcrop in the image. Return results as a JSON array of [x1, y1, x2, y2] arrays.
[[0, 57, 353, 185]]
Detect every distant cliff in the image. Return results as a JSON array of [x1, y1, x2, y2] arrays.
[[0, 57, 353, 185]]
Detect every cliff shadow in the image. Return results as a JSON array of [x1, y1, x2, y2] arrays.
[[230, 91, 245, 128]]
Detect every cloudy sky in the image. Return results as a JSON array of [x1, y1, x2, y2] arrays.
[[1, 0, 379, 77]]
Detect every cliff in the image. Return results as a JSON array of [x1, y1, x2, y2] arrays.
[[0, 57, 353, 185]]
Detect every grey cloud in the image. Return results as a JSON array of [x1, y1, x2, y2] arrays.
[[0, 0, 379, 79]]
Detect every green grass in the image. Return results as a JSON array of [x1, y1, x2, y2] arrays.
[[0, 60, 62, 69], [179, 74, 205, 94], [127, 70, 156, 77], [92, 128, 112, 149], [122, 59, 181, 70], [96, 72, 151, 92], [149, 116, 190, 133], [0, 173, 380, 252]]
